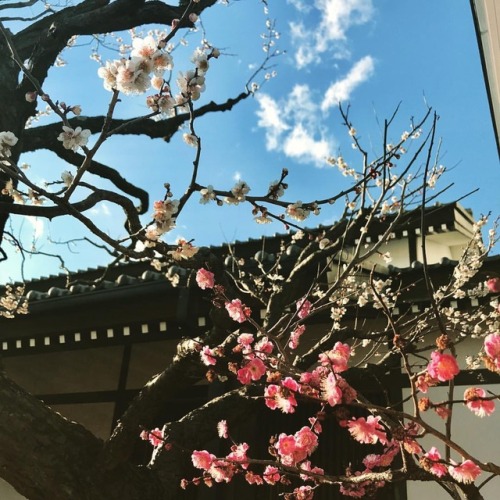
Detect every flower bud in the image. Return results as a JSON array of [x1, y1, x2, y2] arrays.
[[25, 91, 37, 103]]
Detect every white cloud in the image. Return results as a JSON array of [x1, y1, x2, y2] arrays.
[[89, 202, 111, 217], [283, 124, 331, 165], [289, 0, 374, 68], [255, 93, 290, 150], [255, 87, 335, 167], [286, 0, 312, 13], [255, 54, 375, 165], [26, 216, 44, 239], [321, 56, 375, 111]]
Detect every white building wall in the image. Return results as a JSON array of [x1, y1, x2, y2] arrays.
[[416, 236, 452, 264], [0, 480, 25, 499], [404, 383, 500, 499]]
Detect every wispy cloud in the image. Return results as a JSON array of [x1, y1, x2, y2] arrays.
[[289, 0, 374, 68], [26, 216, 44, 239], [256, 84, 335, 166], [256, 54, 374, 165], [89, 202, 111, 217], [321, 55, 375, 111], [286, 0, 312, 13]]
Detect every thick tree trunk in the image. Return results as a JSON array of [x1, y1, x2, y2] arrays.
[[0, 372, 167, 499]]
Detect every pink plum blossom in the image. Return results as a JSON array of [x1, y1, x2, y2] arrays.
[[276, 433, 298, 464], [217, 420, 229, 439], [464, 387, 495, 417], [434, 405, 451, 420], [200, 346, 217, 366], [322, 372, 343, 406], [275, 428, 317, 466], [254, 336, 273, 355], [296, 297, 312, 319], [196, 268, 214, 289], [294, 426, 318, 455], [225, 299, 251, 323], [347, 415, 388, 445], [363, 444, 399, 470], [424, 447, 448, 477], [245, 471, 263, 485], [427, 351, 460, 382], [484, 333, 500, 370], [226, 442, 249, 469], [289, 324, 306, 349], [208, 460, 236, 483], [292, 485, 314, 500], [299, 460, 324, 481], [448, 460, 481, 484], [264, 384, 298, 413], [339, 478, 368, 498], [192, 450, 215, 470], [282, 376, 300, 392], [486, 277, 500, 293], [236, 357, 266, 384], [263, 465, 281, 485], [237, 333, 254, 347], [318, 342, 351, 372], [140, 427, 164, 447]]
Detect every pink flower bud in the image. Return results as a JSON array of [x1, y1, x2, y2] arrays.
[[189, 13, 198, 22], [486, 277, 500, 293], [25, 91, 37, 103], [171, 19, 180, 29]]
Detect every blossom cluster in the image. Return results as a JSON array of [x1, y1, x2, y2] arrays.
[[0, 131, 18, 158], [151, 198, 179, 235], [98, 33, 220, 122], [168, 259, 499, 498], [98, 36, 173, 95], [0, 285, 29, 318]]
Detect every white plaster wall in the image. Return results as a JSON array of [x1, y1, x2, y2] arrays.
[[416, 236, 452, 264], [385, 238, 412, 268], [0, 480, 25, 499], [403, 383, 500, 498]]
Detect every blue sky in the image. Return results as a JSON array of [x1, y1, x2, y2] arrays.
[[1, 0, 498, 282]]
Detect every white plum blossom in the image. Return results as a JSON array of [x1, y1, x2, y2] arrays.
[[191, 48, 209, 73], [57, 126, 91, 151], [183, 133, 198, 147], [146, 94, 176, 115], [1, 179, 13, 195], [176, 70, 206, 101], [199, 185, 216, 204], [169, 239, 198, 260], [231, 180, 250, 200], [115, 58, 151, 94], [0, 131, 18, 157], [131, 35, 158, 60], [151, 76, 164, 90], [255, 214, 272, 224], [98, 36, 173, 96], [268, 180, 285, 200], [61, 170, 74, 187], [286, 201, 310, 221], [152, 199, 179, 235], [225, 181, 250, 205]]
